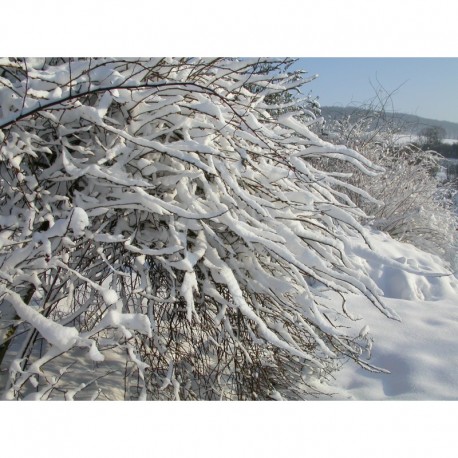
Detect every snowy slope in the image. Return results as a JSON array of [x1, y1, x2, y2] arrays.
[[329, 229, 458, 400]]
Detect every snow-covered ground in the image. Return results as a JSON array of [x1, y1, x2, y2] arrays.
[[328, 229, 458, 400], [393, 134, 458, 146], [393, 133, 419, 145]]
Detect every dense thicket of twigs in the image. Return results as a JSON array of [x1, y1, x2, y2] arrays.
[[325, 111, 457, 265], [0, 58, 396, 400]]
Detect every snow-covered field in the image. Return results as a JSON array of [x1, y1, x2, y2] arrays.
[[327, 229, 458, 400], [393, 134, 458, 146], [393, 133, 419, 145]]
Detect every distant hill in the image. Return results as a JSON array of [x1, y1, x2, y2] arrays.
[[320, 106, 458, 139]]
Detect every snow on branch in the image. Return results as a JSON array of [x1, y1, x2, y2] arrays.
[[0, 57, 391, 400]]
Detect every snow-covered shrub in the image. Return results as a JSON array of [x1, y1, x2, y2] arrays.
[[323, 112, 457, 266], [0, 58, 395, 400]]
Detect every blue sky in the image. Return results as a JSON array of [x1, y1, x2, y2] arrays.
[[291, 58, 458, 124]]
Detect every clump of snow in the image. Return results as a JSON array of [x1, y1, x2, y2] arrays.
[[1, 287, 79, 352], [99, 310, 152, 338], [69, 207, 89, 237], [102, 289, 119, 306]]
